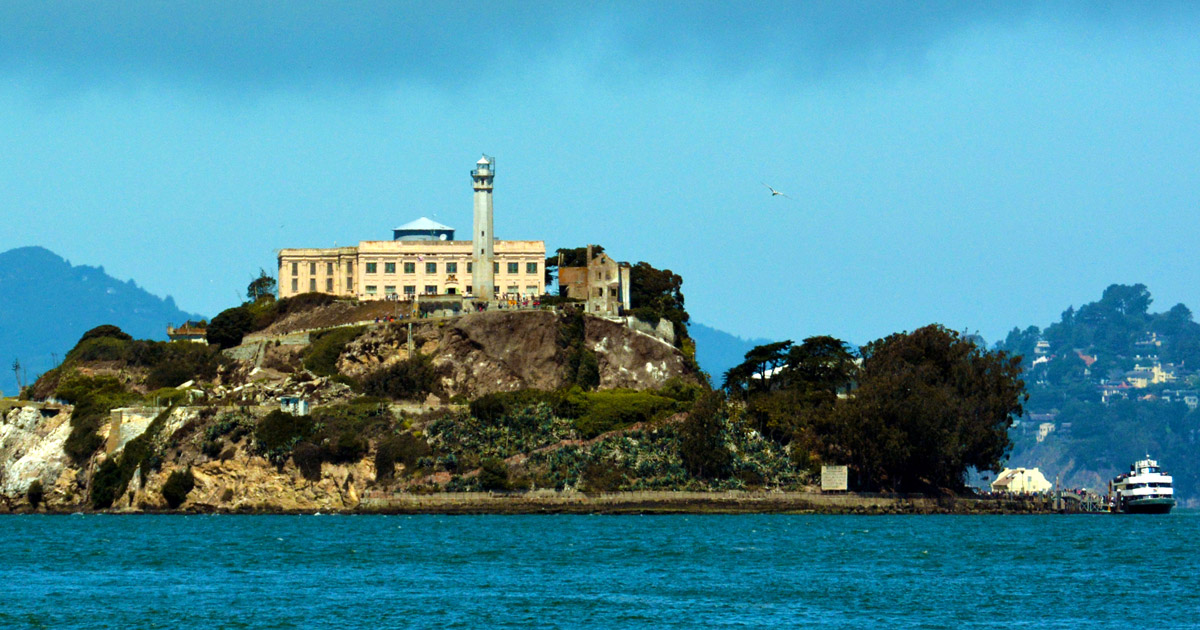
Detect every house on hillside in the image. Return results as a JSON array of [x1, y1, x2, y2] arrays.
[[167, 321, 208, 344], [1162, 389, 1199, 411], [1126, 362, 1176, 389], [1099, 380, 1132, 403]]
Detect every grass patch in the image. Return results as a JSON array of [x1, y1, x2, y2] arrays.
[[302, 326, 366, 376], [570, 390, 684, 438]]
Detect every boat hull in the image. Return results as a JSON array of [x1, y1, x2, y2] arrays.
[[1120, 498, 1175, 514]]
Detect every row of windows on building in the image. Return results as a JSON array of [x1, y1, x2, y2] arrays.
[[291, 262, 352, 276], [362, 261, 538, 275], [288, 261, 540, 277], [287, 277, 541, 296], [362, 285, 540, 296], [292, 278, 346, 293]]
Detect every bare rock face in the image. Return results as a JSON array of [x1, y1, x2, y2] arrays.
[[338, 310, 696, 398], [433, 311, 567, 398], [116, 452, 375, 513], [586, 318, 692, 390], [0, 405, 77, 507]]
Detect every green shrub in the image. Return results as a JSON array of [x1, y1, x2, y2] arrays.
[[630, 306, 661, 326], [659, 377, 703, 403], [302, 326, 366, 376], [27, 480, 44, 509], [206, 305, 255, 348], [246, 297, 281, 331], [332, 374, 362, 392], [581, 461, 628, 492], [326, 430, 368, 463], [576, 350, 600, 390], [375, 433, 430, 480], [679, 392, 732, 479], [201, 440, 222, 458], [57, 374, 141, 464], [469, 389, 583, 423], [478, 457, 510, 491], [145, 387, 191, 406], [67, 336, 130, 363], [162, 469, 195, 509], [90, 406, 174, 508], [76, 325, 133, 345], [293, 443, 323, 481], [90, 459, 125, 509], [254, 410, 313, 453], [145, 361, 195, 390], [362, 354, 442, 401]]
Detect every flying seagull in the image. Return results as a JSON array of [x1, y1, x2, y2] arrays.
[[762, 182, 793, 200]]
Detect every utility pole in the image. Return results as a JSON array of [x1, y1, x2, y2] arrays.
[[11, 359, 22, 392]]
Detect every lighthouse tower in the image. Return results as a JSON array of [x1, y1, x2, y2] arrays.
[[471, 154, 496, 301]]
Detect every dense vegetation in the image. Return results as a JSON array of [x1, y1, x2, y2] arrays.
[[723, 326, 1025, 492], [302, 326, 365, 376], [29, 325, 226, 463], [362, 354, 444, 401]]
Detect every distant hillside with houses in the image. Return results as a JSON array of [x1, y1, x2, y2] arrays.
[[995, 284, 1200, 503]]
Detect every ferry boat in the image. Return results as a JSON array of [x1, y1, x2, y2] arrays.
[[1109, 456, 1175, 514]]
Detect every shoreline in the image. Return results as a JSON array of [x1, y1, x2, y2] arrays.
[[4, 490, 1101, 516]]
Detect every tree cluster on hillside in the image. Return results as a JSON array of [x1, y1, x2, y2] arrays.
[[31, 325, 229, 463], [999, 284, 1200, 372], [722, 326, 1025, 492], [207, 292, 336, 348]]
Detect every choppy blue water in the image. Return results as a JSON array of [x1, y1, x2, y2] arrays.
[[1, 512, 1197, 629]]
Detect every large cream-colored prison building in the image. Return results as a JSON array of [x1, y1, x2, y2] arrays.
[[279, 232, 545, 300], [277, 156, 545, 300]]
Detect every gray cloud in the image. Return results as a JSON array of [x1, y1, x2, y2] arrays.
[[0, 1, 1190, 91]]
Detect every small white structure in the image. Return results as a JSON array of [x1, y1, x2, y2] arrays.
[[279, 396, 310, 416], [991, 467, 1052, 494]]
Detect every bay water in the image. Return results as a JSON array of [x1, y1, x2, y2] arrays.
[[1, 512, 1196, 628]]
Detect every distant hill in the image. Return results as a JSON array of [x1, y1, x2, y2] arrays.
[[690, 322, 772, 382], [0, 246, 205, 396], [995, 284, 1200, 503]]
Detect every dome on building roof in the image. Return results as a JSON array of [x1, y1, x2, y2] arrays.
[[393, 217, 454, 231], [477, 155, 491, 165]]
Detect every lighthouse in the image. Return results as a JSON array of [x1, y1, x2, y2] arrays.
[[471, 154, 496, 300]]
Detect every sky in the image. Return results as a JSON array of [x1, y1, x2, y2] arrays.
[[2, 2, 1199, 347]]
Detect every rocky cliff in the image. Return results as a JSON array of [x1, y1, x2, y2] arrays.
[[0, 402, 379, 513], [337, 310, 694, 397], [0, 309, 702, 513]]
